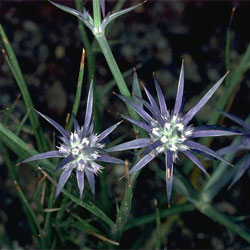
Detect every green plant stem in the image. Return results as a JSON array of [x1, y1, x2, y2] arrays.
[[113, 178, 134, 238], [75, 1, 101, 133], [68, 48, 85, 131], [0, 24, 47, 152], [75, 0, 95, 83], [1, 142, 42, 246], [95, 35, 130, 97], [16, 109, 30, 136], [145, 215, 178, 250], [93, 0, 102, 29], [43, 183, 55, 248], [95, 35, 138, 120], [200, 204, 250, 243], [99, 169, 111, 213], [155, 201, 161, 250], [124, 203, 195, 231], [225, 28, 231, 85]]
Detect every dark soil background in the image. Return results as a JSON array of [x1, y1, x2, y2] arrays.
[[0, 0, 250, 249]]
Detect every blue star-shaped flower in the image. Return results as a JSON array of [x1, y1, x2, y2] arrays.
[[108, 62, 240, 202], [22, 81, 123, 199]]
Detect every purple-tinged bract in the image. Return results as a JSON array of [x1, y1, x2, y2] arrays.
[[22, 81, 123, 199], [217, 111, 250, 189], [109, 63, 239, 203], [49, 0, 144, 37]]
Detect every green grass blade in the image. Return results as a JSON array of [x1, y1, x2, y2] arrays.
[[33, 175, 46, 212], [43, 183, 55, 248], [124, 203, 195, 231], [154, 200, 161, 250], [67, 49, 85, 131], [225, 7, 235, 87], [3, 93, 21, 125], [14, 180, 43, 245], [0, 122, 54, 173], [99, 169, 111, 214], [75, 0, 95, 83], [114, 181, 133, 236], [114, 162, 141, 238], [0, 140, 17, 180], [60, 186, 116, 229], [71, 213, 100, 232], [93, 0, 102, 28], [200, 204, 250, 244], [16, 109, 30, 136], [0, 142, 42, 246], [0, 24, 47, 151]]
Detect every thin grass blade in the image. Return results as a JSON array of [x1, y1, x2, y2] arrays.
[[68, 49, 85, 131], [0, 24, 47, 151]]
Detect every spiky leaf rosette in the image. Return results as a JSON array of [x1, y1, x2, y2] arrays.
[[108, 63, 239, 203], [22, 81, 123, 199]]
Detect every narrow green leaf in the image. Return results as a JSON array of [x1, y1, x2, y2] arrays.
[[200, 204, 250, 244], [16, 109, 30, 136], [0, 122, 54, 173], [225, 7, 235, 88], [0, 24, 47, 151], [154, 200, 161, 250], [114, 159, 141, 238], [14, 180, 42, 244], [33, 176, 45, 212], [60, 188, 116, 228], [71, 213, 100, 233], [1, 141, 42, 246], [43, 183, 55, 248], [75, 0, 95, 83], [67, 48, 85, 131], [3, 93, 21, 125], [124, 203, 195, 231]]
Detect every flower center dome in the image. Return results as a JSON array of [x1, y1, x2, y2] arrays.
[[150, 115, 193, 154], [58, 132, 101, 172]]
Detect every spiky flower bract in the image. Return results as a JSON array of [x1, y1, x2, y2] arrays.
[[217, 111, 250, 189], [49, 0, 144, 37], [108, 62, 239, 203], [22, 81, 123, 199]]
